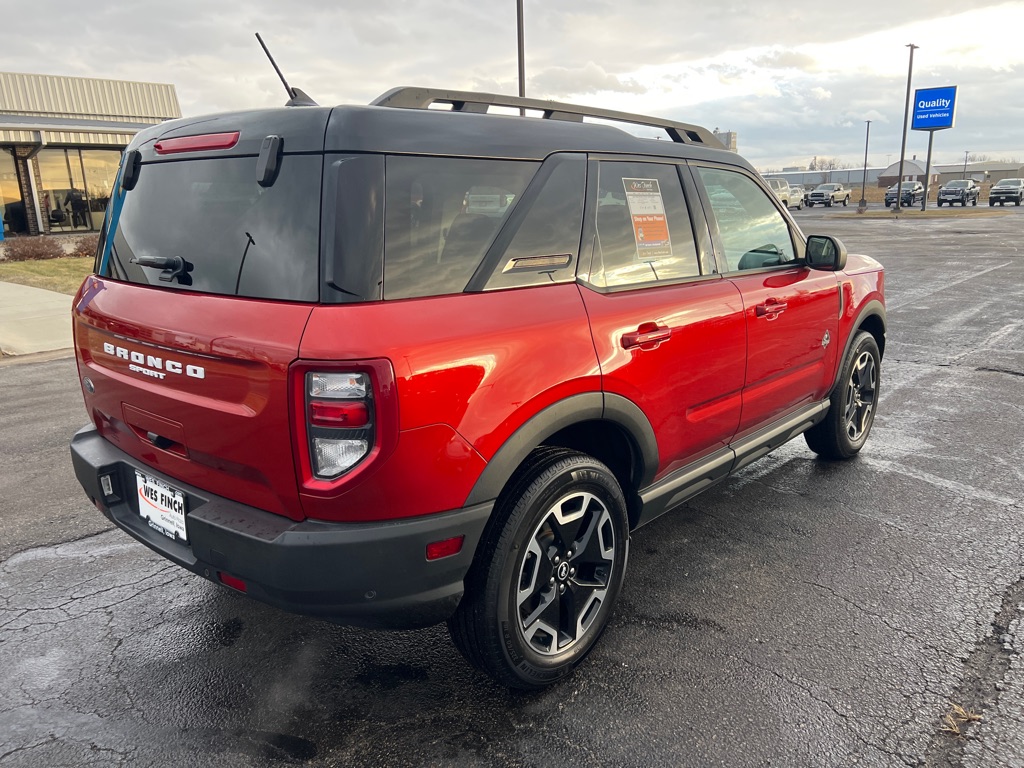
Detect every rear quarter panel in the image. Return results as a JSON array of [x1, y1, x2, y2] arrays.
[[297, 284, 600, 520]]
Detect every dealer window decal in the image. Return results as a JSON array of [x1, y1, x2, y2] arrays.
[[622, 177, 673, 261]]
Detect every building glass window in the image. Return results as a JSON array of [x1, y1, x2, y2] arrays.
[[1, 148, 26, 236], [37, 147, 117, 232], [81, 150, 120, 222]]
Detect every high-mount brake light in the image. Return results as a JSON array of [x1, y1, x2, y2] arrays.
[[154, 132, 240, 155]]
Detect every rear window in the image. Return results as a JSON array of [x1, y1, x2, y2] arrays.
[[98, 155, 323, 302], [383, 156, 538, 300]]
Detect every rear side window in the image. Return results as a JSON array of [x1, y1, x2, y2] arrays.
[[590, 162, 701, 288], [482, 154, 586, 291], [383, 156, 538, 300], [100, 155, 322, 302]]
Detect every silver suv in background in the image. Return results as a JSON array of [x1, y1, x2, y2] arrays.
[[765, 177, 803, 210]]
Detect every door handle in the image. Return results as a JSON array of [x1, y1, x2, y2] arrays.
[[755, 299, 788, 319], [622, 323, 671, 350]]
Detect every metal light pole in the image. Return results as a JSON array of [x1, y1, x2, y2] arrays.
[[859, 120, 871, 211], [921, 130, 935, 211], [516, 0, 526, 114], [895, 43, 918, 213], [963, 150, 969, 179]]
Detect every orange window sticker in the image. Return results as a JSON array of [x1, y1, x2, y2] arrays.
[[622, 178, 673, 260]]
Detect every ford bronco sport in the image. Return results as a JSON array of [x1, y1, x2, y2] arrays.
[[70, 87, 885, 689]]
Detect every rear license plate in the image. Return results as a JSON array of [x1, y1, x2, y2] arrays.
[[135, 471, 188, 542]]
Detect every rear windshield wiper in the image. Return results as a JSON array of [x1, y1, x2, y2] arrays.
[[131, 255, 193, 285]]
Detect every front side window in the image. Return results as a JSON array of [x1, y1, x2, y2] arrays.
[[589, 161, 701, 289], [698, 166, 796, 272], [383, 156, 537, 300]]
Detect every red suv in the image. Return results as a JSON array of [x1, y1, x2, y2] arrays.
[[70, 87, 885, 688]]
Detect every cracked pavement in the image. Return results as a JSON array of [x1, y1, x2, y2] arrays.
[[1, 208, 1023, 766]]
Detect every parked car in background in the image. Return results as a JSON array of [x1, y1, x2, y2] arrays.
[[885, 181, 924, 207], [807, 183, 851, 207], [765, 178, 803, 210], [989, 178, 1024, 206], [937, 179, 979, 207]]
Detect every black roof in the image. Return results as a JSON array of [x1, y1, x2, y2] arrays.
[[128, 88, 751, 172]]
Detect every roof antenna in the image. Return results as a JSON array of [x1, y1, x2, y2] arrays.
[[255, 32, 318, 107]]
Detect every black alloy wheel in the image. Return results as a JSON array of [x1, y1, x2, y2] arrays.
[[805, 331, 881, 460], [448, 448, 629, 689], [842, 347, 878, 444]]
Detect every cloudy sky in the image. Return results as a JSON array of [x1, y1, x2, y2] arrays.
[[4, 0, 1023, 169]]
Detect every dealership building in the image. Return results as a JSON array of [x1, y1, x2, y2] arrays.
[[1, 71, 180, 238]]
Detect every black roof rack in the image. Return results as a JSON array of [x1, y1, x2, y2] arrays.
[[370, 87, 724, 148]]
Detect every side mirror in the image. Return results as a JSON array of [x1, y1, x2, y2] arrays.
[[805, 234, 848, 271]]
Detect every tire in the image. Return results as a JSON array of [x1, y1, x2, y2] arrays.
[[885, 202, 891, 208], [990, 200, 995, 206], [842, 196, 849, 207], [804, 331, 881, 460], [961, 199, 967, 207], [1016, 198, 1021, 206], [447, 448, 629, 689], [972, 197, 978, 206], [807, 202, 814, 207], [797, 200, 804, 210], [937, 201, 943, 207], [826, 200, 833, 207]]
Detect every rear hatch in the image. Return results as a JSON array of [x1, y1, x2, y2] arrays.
[[74, 109, 329, 520]]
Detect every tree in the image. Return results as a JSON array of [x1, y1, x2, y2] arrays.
[[809, 156, 851, 171]]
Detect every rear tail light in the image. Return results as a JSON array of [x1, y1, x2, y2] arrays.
[[309, 372, 367, 399], [290, 360, 398, 496], [305, 372, 373, 479], [309, 401, 369, 428]]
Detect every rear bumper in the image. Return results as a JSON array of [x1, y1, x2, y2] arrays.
[[70, 426, 492, 630]]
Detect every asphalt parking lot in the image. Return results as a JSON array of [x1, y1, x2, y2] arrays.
[[2, 206, 1023, 767]]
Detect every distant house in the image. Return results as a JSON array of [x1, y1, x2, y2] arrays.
[[932, 161, 1024, 186], [877, 160, 938, 188]]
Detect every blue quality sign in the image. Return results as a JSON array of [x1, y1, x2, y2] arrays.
[[912, 85, 958, 131]]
